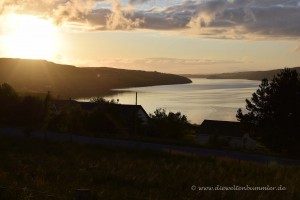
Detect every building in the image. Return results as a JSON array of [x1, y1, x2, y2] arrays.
[[51, 100, 150, 134], [197, 120, 256, 149]]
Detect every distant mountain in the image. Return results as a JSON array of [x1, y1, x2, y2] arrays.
[[0, 58, 191, 98], [183, 67, 300, 81]]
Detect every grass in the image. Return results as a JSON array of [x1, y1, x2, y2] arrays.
[[82, 131, 200, 146], [0, 135, 300, 200], [85, 131, 299, 161]]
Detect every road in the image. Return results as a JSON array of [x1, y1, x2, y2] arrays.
[[1, 127, 300, 165]]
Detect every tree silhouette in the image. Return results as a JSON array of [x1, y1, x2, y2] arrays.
[[0, 83, 19, 125], [237, 68, 300, 153], [17, 95, 44, 127], [149, 108, 190, 138]]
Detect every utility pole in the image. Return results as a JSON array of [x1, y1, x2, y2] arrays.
[[134, 92, 138, 134], [135, 92, 137, 105]]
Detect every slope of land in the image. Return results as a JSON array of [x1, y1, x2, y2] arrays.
[[1, 135, 299, 200], [183, 67, 300, 81], [0, 58, 191, 98]]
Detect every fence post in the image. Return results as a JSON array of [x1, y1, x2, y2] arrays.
[[74, 189, 91, 200]]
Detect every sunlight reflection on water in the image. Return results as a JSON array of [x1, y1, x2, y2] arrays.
[[79, 78, 260, 124]]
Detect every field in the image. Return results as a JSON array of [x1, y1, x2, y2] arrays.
[[0, 136, 299, 200]]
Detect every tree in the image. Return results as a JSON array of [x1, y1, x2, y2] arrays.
[[47, 102, 85, 134], [237, 68, 300, 153], [42, 91, 52, 130], [0, 83, 19, 124], [16, 95, 44, 127], [90, 97, 117, 104], [149, 108, 190, 138]]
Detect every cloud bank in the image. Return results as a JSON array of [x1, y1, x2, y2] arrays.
[[88, 57, 251, 74], [1, 0, 300, 39]]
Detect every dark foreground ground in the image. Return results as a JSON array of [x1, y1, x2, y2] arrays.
[[1, 128, 300, 165], [0, 135, 300, 200]]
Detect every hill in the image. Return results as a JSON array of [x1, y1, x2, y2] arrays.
[[183, 67, 300, 81], [0, 58, 191, 98]]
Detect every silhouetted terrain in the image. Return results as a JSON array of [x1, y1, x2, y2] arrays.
[[0, 58, 191, 98], [183, 67, 300, 80], [1, 136, 299, 200]]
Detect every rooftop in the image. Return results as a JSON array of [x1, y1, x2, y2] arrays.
[[198, 120, 245, 137]]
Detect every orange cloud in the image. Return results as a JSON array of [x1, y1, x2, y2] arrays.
[[1, 0, 300, 39]]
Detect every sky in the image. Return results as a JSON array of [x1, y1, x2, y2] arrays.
[[0, 0, 300, 74]]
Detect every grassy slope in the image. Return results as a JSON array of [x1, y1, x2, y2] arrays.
[[0, 58, 191, 98], [0, 136, 299, 200]]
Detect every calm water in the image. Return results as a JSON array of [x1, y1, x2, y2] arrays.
[[78, 78, 260, 124]]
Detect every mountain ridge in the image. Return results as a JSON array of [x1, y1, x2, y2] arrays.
[[183, 67, 300, 80], [0, 58, 191, 98]]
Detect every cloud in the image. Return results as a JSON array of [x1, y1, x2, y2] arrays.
[[105, 0, 143, 30], [0, 0, 144, 30], [128, 0, 151, 5], [1, 0, 300, 39], [0, 0, 64, 15], [89, 57, 249, 74], [294, 44, 300, 52], [51, 0, 96, 25], [187, 0, 228, 30]]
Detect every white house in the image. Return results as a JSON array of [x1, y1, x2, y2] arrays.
[[197, 120, 256, 149]]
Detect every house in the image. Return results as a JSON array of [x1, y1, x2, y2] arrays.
[[51, 100, 150, 134], [197, 120, 256, 149]]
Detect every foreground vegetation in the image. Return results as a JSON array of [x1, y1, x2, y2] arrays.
[[237, 68, 300, 155], [0, 82, 195, 141], [0, 136, 300, 200]]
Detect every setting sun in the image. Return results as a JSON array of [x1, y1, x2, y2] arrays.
[[3, 14, 58, 60]]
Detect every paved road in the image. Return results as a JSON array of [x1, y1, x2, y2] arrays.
[[1, 128, 300, 165]]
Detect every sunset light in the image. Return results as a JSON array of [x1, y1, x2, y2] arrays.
[[0, 0, 299, 73], [2, 14, 58, 60], [0, 1, 300, 199]]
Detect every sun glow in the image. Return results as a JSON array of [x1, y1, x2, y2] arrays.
[[2, 14, 58, 60]]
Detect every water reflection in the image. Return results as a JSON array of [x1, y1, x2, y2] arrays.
[[78, 78, 259, 124]]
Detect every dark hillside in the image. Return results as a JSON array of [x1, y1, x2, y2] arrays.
[[183, 67, 300, 81], [0, 58, 191, 98]]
